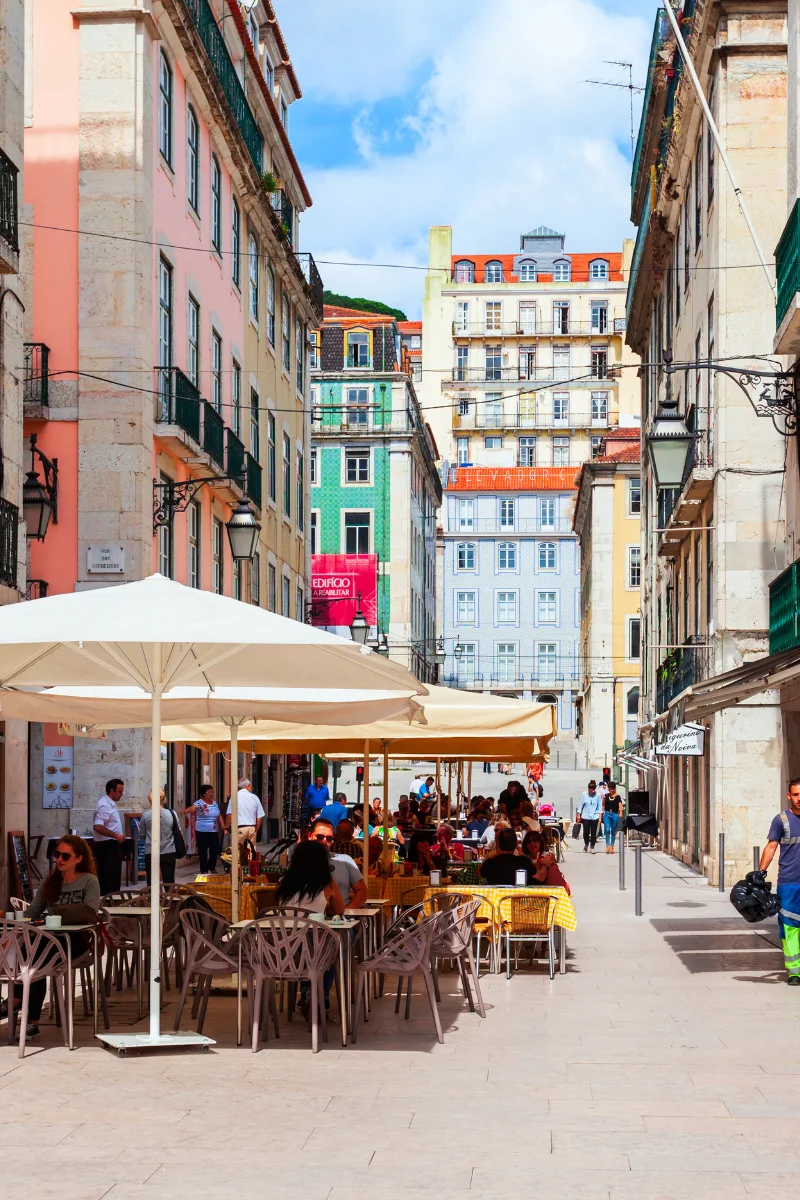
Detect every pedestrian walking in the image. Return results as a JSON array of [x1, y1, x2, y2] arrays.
[[577, 780, 602, 854], [227, 777, 265, 848], [180, 783, 222, 874], [603, 781, 623, 854], [92, 777, 126, 895], [759, 777, 800, 985], [139, 788, 180, 885]]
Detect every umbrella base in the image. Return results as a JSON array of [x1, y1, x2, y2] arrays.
[[96, 1031, 215, 1057]]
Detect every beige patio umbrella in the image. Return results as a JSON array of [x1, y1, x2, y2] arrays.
[[0, 574, 425, 1052]]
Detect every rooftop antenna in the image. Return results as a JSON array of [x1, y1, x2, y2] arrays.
[[584, 61, 644, 159]]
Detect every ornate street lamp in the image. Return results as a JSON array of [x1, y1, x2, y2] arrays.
[[349, 592, 369, 645], [435, 637, 447, 669], [23, 433, 58, 541], [225, 499, 260, 561], [646, 352, 695, 489]]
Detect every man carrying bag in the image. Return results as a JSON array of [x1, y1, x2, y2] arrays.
[[758, 778, 800, 985]]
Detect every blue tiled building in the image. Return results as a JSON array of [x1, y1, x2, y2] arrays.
[[441, 465, 580, 733]]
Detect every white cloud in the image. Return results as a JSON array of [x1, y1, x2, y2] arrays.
[[287, 0, 651, 317]]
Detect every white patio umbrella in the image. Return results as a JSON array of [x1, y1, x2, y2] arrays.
[[0, 574, 425, 1052]]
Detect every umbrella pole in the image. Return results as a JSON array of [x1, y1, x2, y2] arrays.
[[149, 649, 162, 1039], [382, 740, 390, 869], [447, 761, 452, 822], [361, 740, 370, 882], [468, 761, 473, 804], [435, 757, 441, 825], [230, 721, 240, 924]]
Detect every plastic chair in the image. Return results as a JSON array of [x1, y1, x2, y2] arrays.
[[496, 895, 557, 979], [429, 897, 486, 1018], [174, 908, 241, 1034], [240, 915, 339, 1053], [9, 897, 29, 913], [352, 915, 443, 1045], [0, 922, 69, 1057]]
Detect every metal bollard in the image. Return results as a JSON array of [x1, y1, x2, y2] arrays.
[[618, 828, 626, 890], [634, 844, 643, 916], [753, 846, 761, 873], [718, 832, 725, 892], [570, 797, 574, 822]]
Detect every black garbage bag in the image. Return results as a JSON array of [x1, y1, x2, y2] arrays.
[[730, 869, 781, 923]]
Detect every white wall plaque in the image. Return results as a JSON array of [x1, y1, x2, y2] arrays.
[[87, 545, 125, 573]]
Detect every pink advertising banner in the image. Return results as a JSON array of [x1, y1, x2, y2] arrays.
[[311, 554, 378, 626]]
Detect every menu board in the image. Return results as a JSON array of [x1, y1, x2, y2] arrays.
[[43, 745, 74, 809], [9, 832, 33, 901]]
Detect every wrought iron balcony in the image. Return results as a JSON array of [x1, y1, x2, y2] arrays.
[[203, 401, 225, 469], [770, 559, 800, 654], [226, 428, 246, 484], [451, 518, 574, 535], [0, 148, 19, 272], [183, 0, 263, 172], [271, 189, 294, 245], [656, 636, 710, 713], [449, 366, 620, 385], [295, 252, 324, 321], [246, 452, 262, 509], [0, 498, 19, 589], [453, 321, 614, 338], [156, 367, 202, 443], [23, 343, 50, 406]]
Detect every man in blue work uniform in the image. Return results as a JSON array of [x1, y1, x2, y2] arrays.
[[304, 774, 330, 818], [759, 778, 800, 985], [577, 780, 603, 854]]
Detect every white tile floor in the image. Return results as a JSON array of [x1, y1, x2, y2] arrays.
[[1, 838, 796, 1198]]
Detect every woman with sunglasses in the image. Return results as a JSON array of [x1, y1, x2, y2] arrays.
[[2, 835, 100, 1038], [275, 840, 345, 916]]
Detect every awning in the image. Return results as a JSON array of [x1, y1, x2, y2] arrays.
[[682, 643, 800, 721]]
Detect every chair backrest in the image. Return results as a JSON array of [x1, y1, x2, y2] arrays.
[[431, 897, 482, 956], [428, 891, 470, 915], [383, 900, 430, 943], [497, 894, 557, 933], [179, 907, 236, 971], [250, 886, 277, 914], [0, 923, 68, 981], [241, 914, 339, 980], [373, 914, 439, 972], [9, 897, 28, 912], [189, 890, 232, 921], [399, 885, 433, 908], [101, 889, 145, 907]]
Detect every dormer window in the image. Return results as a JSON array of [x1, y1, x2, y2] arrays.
[[553, 259, 571, 282], [518, 260, 537, 282], [347, 331, 371, 368], [590, 258, 609, 281], [485, 260, 504, 283], [454, 260, 475, 283]]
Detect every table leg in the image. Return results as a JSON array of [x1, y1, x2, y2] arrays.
[[237, 942, 242, 1048], [137, 924, 143, 1020], [67, 938, 74, 1051], [338, 936, 347, 1048], [559, 926, 566, 975], [92, 930, 99, 1037]]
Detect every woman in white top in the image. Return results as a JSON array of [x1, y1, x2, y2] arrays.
[[178, 784, 222, 875], [139, 788, 178, 886], [275, 840, 345, 915]]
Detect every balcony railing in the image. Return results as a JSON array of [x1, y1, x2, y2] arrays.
[[271, 189, 294, 245], [656, 636, 709, 713], [451, 518, 573, 535], [246, 452, 262, 508], [25, 579, 48, 601], [470, 408, 611, 429], [203, 401, 225, 468], [23, 343, 50, 406], [311, 410, 418, 434], [156, 367, 202, 443], [776, 198, 800, 330], [0, 149, 19, 258], [0, 498, 18, 589], [770, 560, 800, 654], [295, 251, 324, 320], [454, 321, 617, 338], [226, 428, 246, 484], [183, 0, 263, 172], [450, 366, 620, 385]]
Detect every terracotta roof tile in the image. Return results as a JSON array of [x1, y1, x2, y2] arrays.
[[323, 305, 395, 321], [603, 427, 641, 441], [595, 444, 641, 464], [446, 466, 578, 492], [398, 321, 422, 333], [450, 251, 623, 283]]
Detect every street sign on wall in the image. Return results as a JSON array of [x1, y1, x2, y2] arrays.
[[654, 722, 706, 757], [311, 554, 378, 626]]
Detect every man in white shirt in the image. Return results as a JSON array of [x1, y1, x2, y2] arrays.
[[93, 777, 126, 895], [227, 776, 264, 848], [409, 775, 423, 799]]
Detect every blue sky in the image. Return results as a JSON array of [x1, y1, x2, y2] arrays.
[[279, 0, 655, 317]]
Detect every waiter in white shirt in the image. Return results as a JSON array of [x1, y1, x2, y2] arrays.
[[93, 777, 126, 895], [226, 777, 264, 848]]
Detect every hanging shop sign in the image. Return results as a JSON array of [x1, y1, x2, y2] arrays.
[[654, 722, 706, 757]]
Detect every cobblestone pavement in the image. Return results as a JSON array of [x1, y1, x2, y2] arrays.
[[1, 829, 796, 1199]]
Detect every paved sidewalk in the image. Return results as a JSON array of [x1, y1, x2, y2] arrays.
[[1, 839, 797, 1199]]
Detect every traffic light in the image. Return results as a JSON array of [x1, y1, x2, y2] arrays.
[[602, 766, 611, 785], [356, 766, 364, 782]]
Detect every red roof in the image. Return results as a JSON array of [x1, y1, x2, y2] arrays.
[[447, 467, 578, 492], [595, 444, 641, 464], [450, 252, 623, 284], [603, 427, 640, 441], [323, 305, 394, 324], [398, 321, 422, 334]]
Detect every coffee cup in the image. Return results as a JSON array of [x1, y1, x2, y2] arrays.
[[14, 910, 25, 921], [310, 912, 325, 922], [45, 914, 62, 929], [4, 912, 13, 921]]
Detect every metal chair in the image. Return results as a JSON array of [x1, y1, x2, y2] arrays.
[[9, 897, 29, 913], [174, 908, 241, 1034], [496, 895, 557, 980], [352, 914, 443, 1045], [429, 897, 486, 1017], [0, 921, 70, 1057]]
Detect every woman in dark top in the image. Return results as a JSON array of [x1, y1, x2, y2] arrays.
[[3, 835, 100, 1039], [603, 785, 623, 853]]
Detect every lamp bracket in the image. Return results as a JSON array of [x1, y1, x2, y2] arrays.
[[667, 360, 797, 435], [152, 475, 245, 533], [29, 433, 58, 524]]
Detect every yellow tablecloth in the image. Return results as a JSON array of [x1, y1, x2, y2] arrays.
[[367, 876, 576, 931], [189, 877, 277, 921]]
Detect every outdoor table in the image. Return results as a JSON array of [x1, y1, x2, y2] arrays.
[[425, 885, 576, 975], [105, 906, 165, 1019], [233, 916, 358, 1049], [190, 877, 275, 921]]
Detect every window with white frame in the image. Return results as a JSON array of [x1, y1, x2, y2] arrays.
[[454, 260, 474, 283], [484, 393, 503, 423], [267, 412, 276, 501], [456, 542, 476, 570], [496, 591, 517, 623], [248, 234, 259, 322], [233, 560, 242, 601], [519, 436, 536, 466], [281, 296, 291, 370], [347, 387, 370, 426], [458, 498, 474, 530], [264, 53, 274, 94], [282, 574, 291, 617], [553, 345, 570, 381], [628, 616, 641, 660], [344, 510, 370, 554], [591, 435, 603, 458], [628, 545, 641, 589], [538, 541, 556, 570], [296, 318, 305, 391], [159, 51, 172, 164], [485, 260, 504, 283], [537, 591, 556, 623], [347, 331, 370, 368], [498, 541, 517, 570], [250, 388, 259, 459], [591, 348, 608, 380], [628, 476, 641, 515], [537, 643, 557, 678], [496, 643, 517, 682], [231, 358, 241, 437], [455, 300, 470, 331], [553, 300, 569, 334], [552, 437, 570, 466], [591, 391, 608, 423], [231, 197, 241, 287], [456, 437, 470, 465], [458, 397, 470, 416], [519, 348, 536, 381], [457, 642, 476, 683], [309, 329, 319, 370], [455, 345, 469, 380], [591, 300, 608, 334], [188, 500, 200, 589], [158, 478, 173, 578], [187, 295, 199, 385], [310, 447, 317, 485], [345, 448, 370, 483], [553, 259, 571, 282], [519, 302, 536, 334], [553, 392, 569, 424], [590, 258, 609, 280], [211, 154, 221, 252], [211, 330, 222, 412], [456, 591, 476, 623], [282, 432, 291, 516], [310, 511, 318, 556], [296, 449, 304, 533], [500, 498, 515, 529], [518, 259, 536, 282], [267, 562, 276, 612], [266, 265, 275, 344], [212, 517, 223, 595], [158, 257, 172, 379], [485, 436, 502, 450], [187, 105, 199, 212], [485, 301, 502, 331], [296, 584, 304, 623], [485, 345, 502, 381], [540, 497, 556, 529]]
